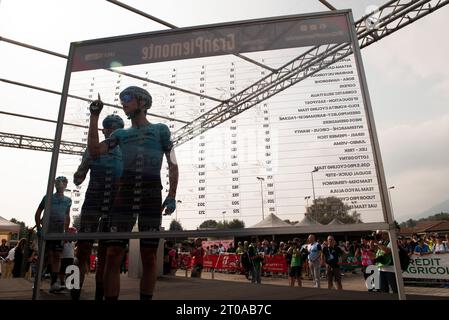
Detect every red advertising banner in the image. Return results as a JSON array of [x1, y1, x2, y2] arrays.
[[262, 255, 288, 273], [179, 253, 192, 269], [214, 253, 241, 270], [202, 253, 287, 273], [203, 254, 219, 269], [90, 252, 358, 274]]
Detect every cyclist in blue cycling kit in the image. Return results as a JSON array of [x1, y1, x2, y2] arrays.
[[87, 86, 179, 300], [35, 176, 71, 293], [71, 114, 124, 301]]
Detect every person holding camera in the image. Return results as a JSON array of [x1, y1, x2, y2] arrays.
[[374, 230, 397, 293], [408, 233, 419, 254], [355, 235, 376, 291]]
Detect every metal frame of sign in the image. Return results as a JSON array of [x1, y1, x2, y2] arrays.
[[345, 11, 405, 300], [35, 9, 405, 299]]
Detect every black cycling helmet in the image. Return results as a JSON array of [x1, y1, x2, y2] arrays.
[[55, 176, 68, 184], [102, 114, 125, 130], [119, 86, 152, 119]]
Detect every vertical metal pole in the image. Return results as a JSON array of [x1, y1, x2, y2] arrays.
[[260, 180, 265, 220], [32, 44, 75, 300], [388, 187, 395, 218], [311, 172, 316, 222], [346, 11, 406, 300]]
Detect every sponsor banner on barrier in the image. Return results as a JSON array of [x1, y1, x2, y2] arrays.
[[215, 253, 241, 270], [403, 253, 449, 280], [175, 252, 449, 280], [262, 255, 288, 273], [203, 254, 219, 269], [201, 254, 288, 273], [178, 253, 193, 269]]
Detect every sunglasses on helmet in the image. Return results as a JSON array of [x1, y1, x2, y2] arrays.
[[120, 93, 134, 104]]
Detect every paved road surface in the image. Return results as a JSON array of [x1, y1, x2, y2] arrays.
[[1, 270, 448, 300]]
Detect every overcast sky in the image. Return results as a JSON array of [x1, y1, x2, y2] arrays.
[[0, 0, 448, 228]]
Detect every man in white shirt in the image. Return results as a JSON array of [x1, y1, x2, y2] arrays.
[[218, 244, 226, 254], [307, 234, 322, 288]]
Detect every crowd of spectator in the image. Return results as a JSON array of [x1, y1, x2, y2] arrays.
[[0, 229, 78, 291], [161, 232, 449, 293], [0, 236, 38, 279], [3, 231, 447, 295]]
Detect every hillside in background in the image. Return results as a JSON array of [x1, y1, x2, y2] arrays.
[[401, 198, 449, 223], [400, 212, 449, 228]]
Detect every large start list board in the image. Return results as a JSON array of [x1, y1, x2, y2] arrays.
[[57, 10, 387, 230]]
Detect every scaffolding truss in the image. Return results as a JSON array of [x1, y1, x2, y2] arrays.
[[172, 0, 449, 145], [1, 0, 446, 154], [0, 131, 84, 155]]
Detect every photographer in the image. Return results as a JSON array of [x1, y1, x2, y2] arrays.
[[408, 233, 419, 254], [373, 230, 397, 293], [355, 235, 376, 291]]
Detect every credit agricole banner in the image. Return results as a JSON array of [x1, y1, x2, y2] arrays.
[[403, 254, 449, 280]]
